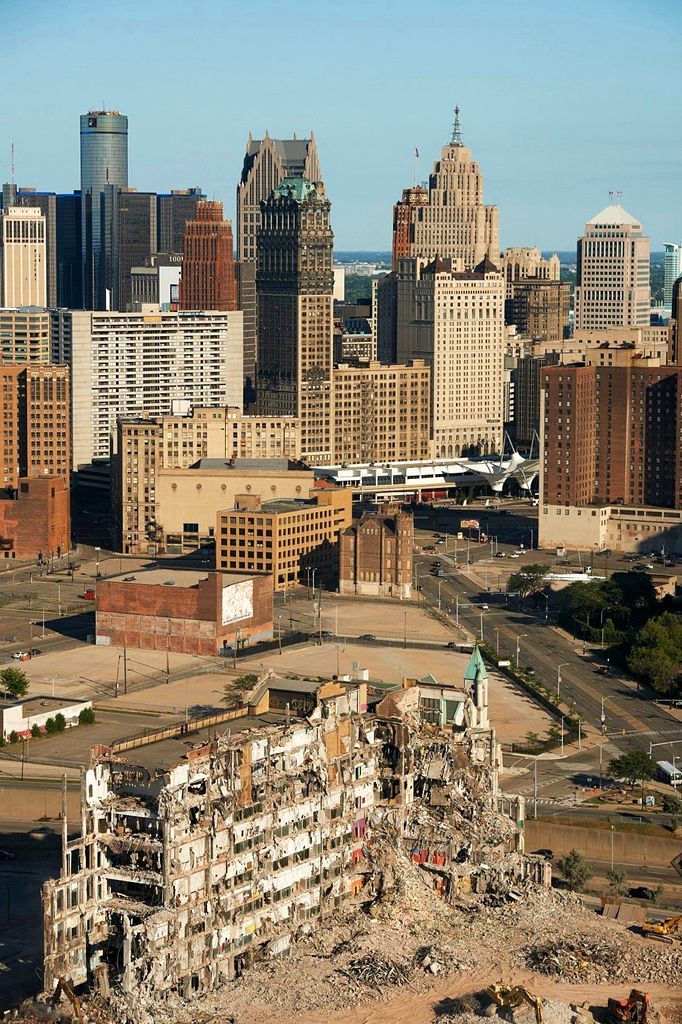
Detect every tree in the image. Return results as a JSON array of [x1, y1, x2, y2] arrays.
[[557, 849, 592, 890], [607, 751, 657, 788], [31, 723, 41, 738], [507, 564, 550, 600], [627, 612, 682, 695], [78, 707, 95, 726], [8, 731, 18, 744], [525, 731, 540, 750], [606, 868, 628, 896], [54, 713, 66, 732], [662, 793, 682, 816], [0, 666, 29, 699], [45, 717, 57, 734]]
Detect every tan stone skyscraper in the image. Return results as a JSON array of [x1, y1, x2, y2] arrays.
[[237, 134, 321, 391], [391, 109, 499, 270], [256, 177, 334, 465], [0, 206, 47, 307], [574, 203, 650, 330]]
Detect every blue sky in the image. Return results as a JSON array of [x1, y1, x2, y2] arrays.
[[1, 0, 680, 251]]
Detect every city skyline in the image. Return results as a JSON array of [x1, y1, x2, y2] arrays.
[[1, 0, 680, 251]]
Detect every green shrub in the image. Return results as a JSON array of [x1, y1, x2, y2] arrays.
[[78, 707, 95, 726], [44, 717, 57, 734], [31, 723, 41, 738], [54, 713, 66, 732], [9, 731, 18, 744]]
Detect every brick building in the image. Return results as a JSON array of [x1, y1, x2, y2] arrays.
[[95, 569, 272, 655], [541, 363, 682, 509], [0, 362, 70, 489], [339, 506, 414, 599], [179, 201, 237, 311], [0, 476, 70, 560], [217, 489, 352, 590]]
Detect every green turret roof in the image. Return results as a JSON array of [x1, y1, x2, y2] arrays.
[[274, 176, 318, 202], [464, 645, 488, 683]]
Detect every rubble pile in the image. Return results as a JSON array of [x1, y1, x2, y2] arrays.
[[433, 996, 585, 1024], [342, 953, 410, 988], [524, 935, 624, 982]]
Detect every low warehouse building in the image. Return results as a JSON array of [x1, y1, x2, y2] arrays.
[[95, 569, 273, 656], [0, 695, 92, 740]]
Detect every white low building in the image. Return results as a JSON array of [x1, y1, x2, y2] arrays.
[[0, 695, 92, 739]]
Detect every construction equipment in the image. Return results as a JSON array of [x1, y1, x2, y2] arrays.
[[641, 914, 682, 944], [607, 989, 650, 1024], [486, 983, 543, 1024], [51, 977, 84, 1023]]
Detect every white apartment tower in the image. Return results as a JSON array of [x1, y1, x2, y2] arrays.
[[397, 256, 505, 457], [574, 203, 650, 330], [0, 206, 47, 308], [51, 308, 243, 469], [663, 242, 682, 310]]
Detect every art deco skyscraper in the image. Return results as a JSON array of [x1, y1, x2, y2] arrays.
[[391, 109, 499, 270], [80, 110, 128, 309], [574, 202, 650, 330], [256, 177, 334, 465], [236, 134, 321, 390], [179, 201, 237, 311]]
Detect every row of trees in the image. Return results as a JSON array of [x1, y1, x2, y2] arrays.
[[506, 566, 681, 695]]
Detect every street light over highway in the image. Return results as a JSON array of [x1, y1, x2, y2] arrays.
[[557, 662, 569, 698], [515, 633, 527, 669]]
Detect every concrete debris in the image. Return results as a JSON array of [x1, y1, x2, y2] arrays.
[[341, 953, 410, 988]]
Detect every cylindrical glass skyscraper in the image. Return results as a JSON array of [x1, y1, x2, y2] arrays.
[[80, 110, 128, 309]]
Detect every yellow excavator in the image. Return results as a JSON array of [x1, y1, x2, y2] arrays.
[[51, 978, 83, 1024], [486, 983, 543, 1024], [641, 914, 682, 944]]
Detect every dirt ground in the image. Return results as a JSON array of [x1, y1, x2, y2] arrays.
[[241, 642, 554, 744]]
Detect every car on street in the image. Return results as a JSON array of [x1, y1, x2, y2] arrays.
[[29, 648, 41, 657], [0, 850, 15, 861], [595, 665, 609, 675], [495, 552, 507, 558], [435, 570, 446, 577], [319, 630, 334, 639], [81, 589, 96, 599], [423, 545, 436, 553], [643, 563, 654, 570], [509, 552, 520, 559], [525, 666, 535, 675], [629, 886, 655, 900], [480, 603, 489, 610], [358, 633, 376, 642], [12, 651, 29, 661], [446, 641, 458, 649], [531, 849, 553, 860]]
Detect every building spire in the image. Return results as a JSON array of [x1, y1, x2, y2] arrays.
[[450, 105, 463, 147]]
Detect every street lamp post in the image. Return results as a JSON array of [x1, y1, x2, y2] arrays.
[[479, 610, 484, 642], [57, 583, 61, 618], [557, 662, 569, 698], [455, 593, 462, 627], [403, 610, 407, 650], [494, 627, 500, 656], [278, 615, 282, 656], [560, 715, 565, 757], [438, 579, 442, 611], [599, 694, 617, 789], [95, 546, 101, 578], [610, 825, 615, 871], [515, 633, 527, 669], [543, 593, 550, 621], [311, 568, 318, 599]]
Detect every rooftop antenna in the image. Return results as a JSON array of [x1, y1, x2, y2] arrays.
[[10, 141, 15, 184], [608, 190, 614, 203], [450, 105, 463, 147], [616, 190, 623, 203]]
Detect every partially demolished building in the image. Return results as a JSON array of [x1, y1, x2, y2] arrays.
[[42, 648, 547, 1003]]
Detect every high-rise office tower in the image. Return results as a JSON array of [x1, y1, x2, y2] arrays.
[[12, 190, 57, 308], [391, 109, 499, 270], [179, 201, 237, 311], [237, 133, 321, 391], [664, 243, 682, 310], [56, 193, 82, 309], [670, 276, 682, 364], [0, 206, 47, 307], [113, 190, 157, 311], [574, 202, 650, 330], [256, 177, 334, 465], [157, 188, 205, 253], [80, 110, 128, 309], [395, 255, 505, 457]]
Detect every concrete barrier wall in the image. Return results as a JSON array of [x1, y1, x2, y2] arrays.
[[525, 819, 682, 866], [0, 785, 80, 822]]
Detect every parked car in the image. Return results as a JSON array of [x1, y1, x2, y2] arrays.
[[358, 633, 376, 642], [81, 589, 96, 600], [495, 552, 507, 558], [29, 648, 41, 657], [629, 886, 655, 900], [531, 849, 553, 860], [319, 630, 334, 639], [423, 546, 436, 553], [0, 850, 15, 861], [643, 563, 654, 570], [12, 651, 29, 661], [525, 666, 535, 676], [446, 641, 459, 649], [509, 553, 520, 559], [595, 665, 609, 675]]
